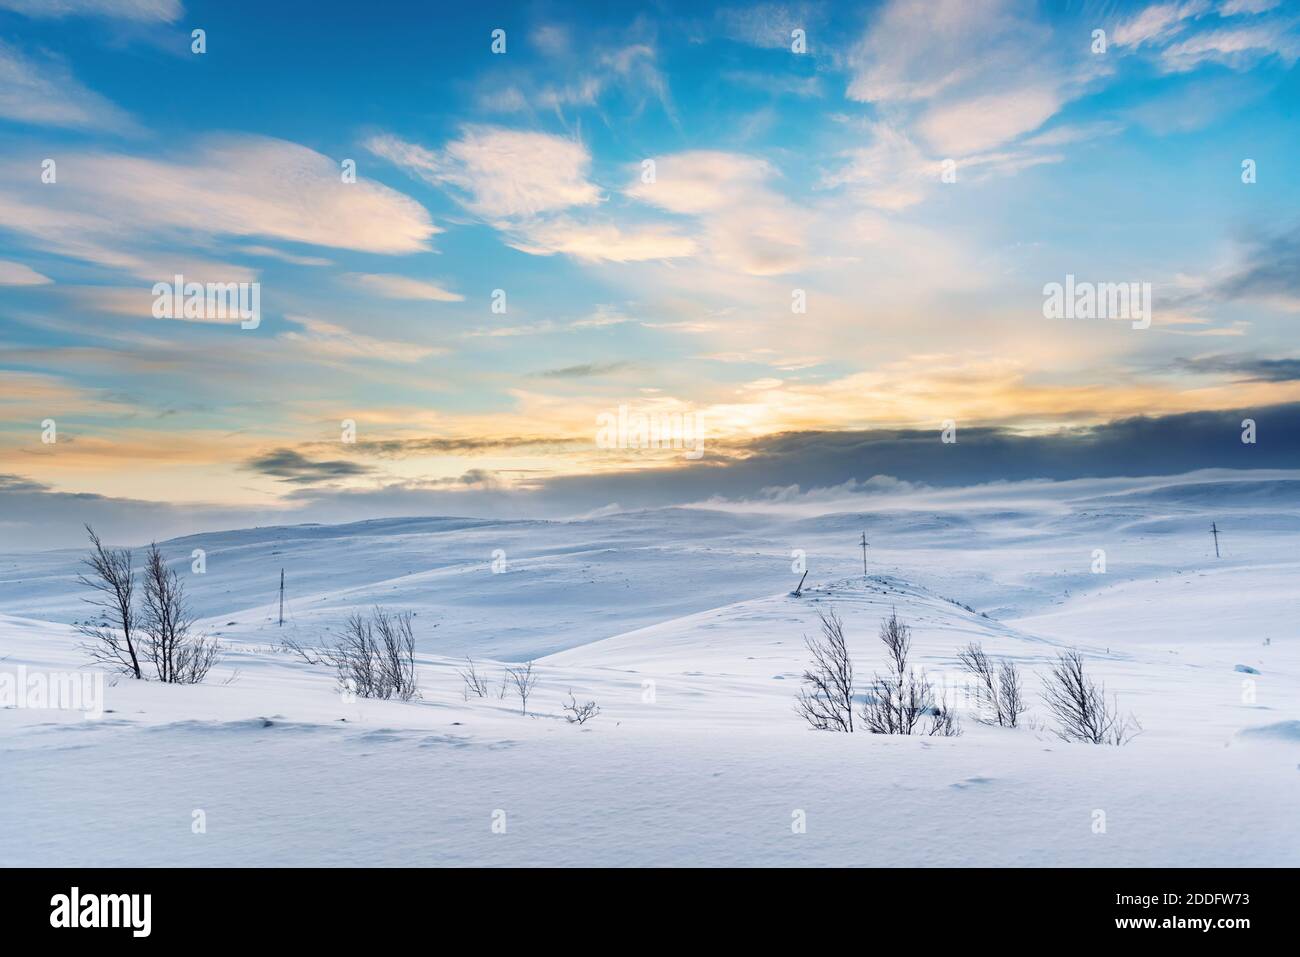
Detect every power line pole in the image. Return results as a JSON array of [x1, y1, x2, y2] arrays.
[[1210, 522, 1220, 559], [278, 568, 285, 626], [860, 531, 869, 576]]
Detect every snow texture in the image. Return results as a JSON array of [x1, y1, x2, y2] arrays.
[[1, 470, 1296, 866]]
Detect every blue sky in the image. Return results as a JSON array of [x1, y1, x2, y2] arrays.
[[1, 0, 1298, 542]]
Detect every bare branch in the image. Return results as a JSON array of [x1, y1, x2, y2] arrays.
[[861, 611, 957, 736], [1040, 650, 1138, 745], [505, 661, 538, 715], [562, 690, 600, 725], [997, 658, 1026, 729], [281, 635, 325, 665], [957, 642, 1026, 728], [75, 525, 142, 679], [794, 606, 855, 732], [458, 656, 491, 699], [140, 543, 219, 684], [325, 607, 420, 700]]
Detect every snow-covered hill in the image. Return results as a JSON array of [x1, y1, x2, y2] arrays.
[[1, 471, 1297, 866]]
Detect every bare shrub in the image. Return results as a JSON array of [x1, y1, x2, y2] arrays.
[[505, 661, 538, 715], [861, 611, 958, 736], [997, 659, 1025, 728], [957, 642, 1026, 728], [76, 525, 143, 679], [794, 607, 855, 732], [77, 527, 218, 684], [458, 656, 491, 699], [141, 544, 219, 684], [326, 608, 420, 701], [928, 689, 962, 737], [1041, 650, 1139, 745], [282, 635, 325, 665], [562, 690, 600, 725]]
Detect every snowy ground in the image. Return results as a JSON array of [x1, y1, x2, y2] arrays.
[[1, 469, 1297, 866]]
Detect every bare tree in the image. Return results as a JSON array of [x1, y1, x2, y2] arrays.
[[505, 661, 538, 715], [458, 656, 491, 699], [861, 611, 957, 736], [794, 607, 855, 732], [372, 608, 418, 700], [140, 544, 219, 685], [76, 525, 142, 679], [326, 607, 420, 701], [957, 642, 1026, 728], [1041, 650, 1139, 745], [957, 642, 998, 723], [997, 659, 1025, 728], [562, 690, 600, 725], [332, 612, 376, 696], [861, 610, 924, 734]]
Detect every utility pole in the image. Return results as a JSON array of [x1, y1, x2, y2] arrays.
[[860, 531, 869, 576], [278, 568, 285, 626], [1210, 522, 1220, 559]]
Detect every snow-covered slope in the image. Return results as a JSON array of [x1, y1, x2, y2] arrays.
[[1, 471, 1297, 866]]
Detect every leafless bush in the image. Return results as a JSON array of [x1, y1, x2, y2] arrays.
[[77, 527, 218, 684], [562, 690, 600, 725], [795, 607, 855, 732], [861, 611, 957, 736], [281, 635, 325, 665], [928, 689, 962, 737], [458, 656, 491, 699], [997, 659, 1025, 728], [326, 608, 420, 701], [141, 544, 219, 684], [505, 661, 538, 715], [957, 642, 1026, 728], [1041, 650, 1139, 745], [76, 525, 143, 679]]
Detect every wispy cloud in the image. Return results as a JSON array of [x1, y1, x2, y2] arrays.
[[1111, 0, 1299, 71], [535, 361, 634, 379], [463, 306, 640, 338], [627, 151, 808, 274], [1160, 23, 1300, 71], [368, 127, 599, 218], [0, 135, 439, 281], [1175, 353, 1300, 381], [279, 315, 448, 364], [715, 2, 825, 50], [0, 259, 52, 285], [370, 126, 694, 264], [0, 0, 181, 21], [0, 39, 135, 131], [917, 85, 1066, 156], [505, 217, 697, 262], [1112, 0, 1211, 49], [474, 32, 676, 123], [1212, 224, 1300, 309], [344, 273, 463, 302], [846, 0, 1102, 154], [239, 245, 332, 267]]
